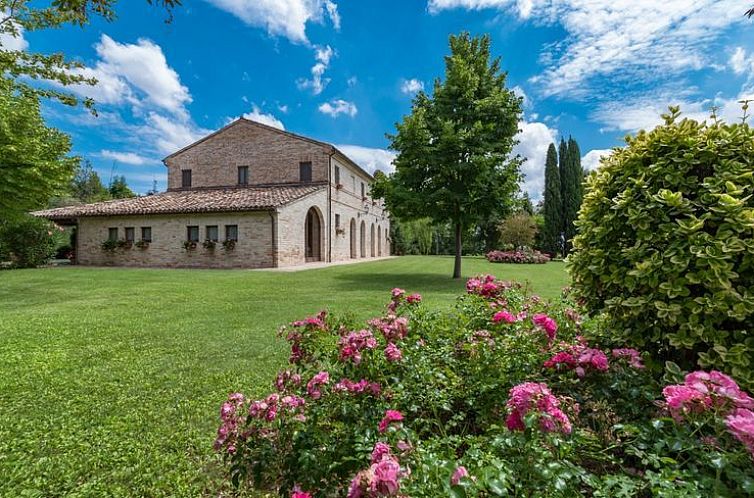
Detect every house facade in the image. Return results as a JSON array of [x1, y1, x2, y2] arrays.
[[34, 118, 390, 269]]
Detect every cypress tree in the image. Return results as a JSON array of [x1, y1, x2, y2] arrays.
[[562, 136, 583, 254], [541, 143, 562, 255]]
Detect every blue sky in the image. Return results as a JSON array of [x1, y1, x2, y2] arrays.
[[9, 0, 754, 199]]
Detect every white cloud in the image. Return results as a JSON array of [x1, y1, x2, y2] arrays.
[[582, 149, 613, 172], [401, 78, 424, 95], [730, 47, 754, 76], [142, 112, 210, 156], [336, 145, 396, 175], [204, 0, 340, 44], [298, 44, 335, 95], [241, 104, 285, 129], [99, 150, 154, 165], [0, 16, 28, 51], [66, 35, 191, 117], [429, 0, 746, 98], [512, 119, 558, 201], [318, 99, 358, 117]]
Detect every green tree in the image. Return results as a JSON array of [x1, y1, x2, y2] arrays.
[[541, 143, 562, 255], [498, 212, 537, 249], [70, 160, 110, 203], [109, 175, 136, 198], [0, 79, 78, 219], [562, 137, 583, 254], [373, 33, 522, 278]]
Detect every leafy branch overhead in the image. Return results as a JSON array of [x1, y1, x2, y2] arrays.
[[0, 0, 181, 110]]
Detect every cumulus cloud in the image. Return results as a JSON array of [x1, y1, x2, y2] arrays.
[[298, 45, 335, 95], [142, 112, 210, 156], [336, 145, 396, 175], [581, 149, 613, 172], [204, 0, 340, 44], [429, 0, 746, 99], [730, 47, 754, 79], [318, 99, 358, 117], [241, 104, 285, 129], [401, 78, 424, 94], [512, 119, 558, 201], [99, 150, 155, 165], [0, 16, 28, 51], [66, 35, 191, 117]]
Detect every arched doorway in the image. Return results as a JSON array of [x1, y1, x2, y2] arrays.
[[360, 220, 366, 258], [304, 207, 323, 262], [377, 226, 382, 256], [370, 224, 375, 257], [349, 218, 356, 259]]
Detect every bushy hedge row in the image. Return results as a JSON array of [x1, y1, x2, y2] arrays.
[[486, 248, 550, 264], [0, 215, 64, 268], [568, 108, 754, 388], [216, 277, 754, 497]]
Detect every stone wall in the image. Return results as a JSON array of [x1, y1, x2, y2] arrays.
[[164, 120, 331, 190], [77, 212, 274, 268], [328, 155, 390, 262], [276, 188, 329, 267]]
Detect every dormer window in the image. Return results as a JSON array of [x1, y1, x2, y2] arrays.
[[238, 166, 249, 185], [299, 162, 312, 183], [181, 169, 192, 188]]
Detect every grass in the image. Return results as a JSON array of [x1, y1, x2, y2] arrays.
[[0, 256, 568, 497]]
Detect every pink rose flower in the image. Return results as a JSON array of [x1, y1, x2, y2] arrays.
[[378, 410, 404, 433], [505, 382, 571, 434], [492, 310, 516, 323], [306, 371, 330, 399], [370, 457, 401, 495], [371, 442, 392, 464], [385, 343, 403, 362], [725, 408, 754, 457], [406, 293, 422, 304], [450, 466, 469, 486], [291, 490, 313, 498], [532, 313, 558, 342]]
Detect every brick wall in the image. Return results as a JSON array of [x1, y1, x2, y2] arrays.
[[77, 212, 274, 268], [276, 188, 329, 267], [164, 120, 331, 190]]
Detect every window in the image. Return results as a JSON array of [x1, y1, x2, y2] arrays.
[[108, 227, 118, 241], [351, 175, 356, 192], [124, 227, 135, 242], [225, 224, 238, 241], [141, 227, 152, 242], [299, 161, 312, 183], [187, 225, 199, 242], [238, 166, 249, 185], [334, 165, 340, 184], [206, 225, 218, 242], [335, 214, 341, 228], [181, 169, 192, 188], [361, 182, 365, 199]]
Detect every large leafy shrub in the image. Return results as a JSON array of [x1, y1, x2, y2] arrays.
[[216, 277, 754, 497], [568, 108, 754, 388], [498, 212, 537, 249], [0, 214, 63, 268]]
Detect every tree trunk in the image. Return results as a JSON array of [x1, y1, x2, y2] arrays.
[[453, 222, 462, 279]]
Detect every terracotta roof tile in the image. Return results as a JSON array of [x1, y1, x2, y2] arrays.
[[33, 184, 325, 220]]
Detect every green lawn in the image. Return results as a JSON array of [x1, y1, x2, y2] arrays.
[[0, 256, 568, 497]]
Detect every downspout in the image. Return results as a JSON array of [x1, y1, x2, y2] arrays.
[[327, 149, 335, 263], [268, 210, 278, 268]]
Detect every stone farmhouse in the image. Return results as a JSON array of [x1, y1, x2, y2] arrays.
[[34, 118, 391, 269]]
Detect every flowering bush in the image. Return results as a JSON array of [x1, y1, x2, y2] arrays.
[[486, 248, 550, 264], [216, 276, 754, 496]]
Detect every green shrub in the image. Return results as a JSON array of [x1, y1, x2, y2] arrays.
[[498, 212, 538, 249], [568, 107, 754, 389], [0, 215, 62, 268], [215, 277, 754, 497]]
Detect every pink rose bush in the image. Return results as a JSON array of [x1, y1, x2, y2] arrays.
[[486, 249, 550, 264], [216, 277, 754, 496]]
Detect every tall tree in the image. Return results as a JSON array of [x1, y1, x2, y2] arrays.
[[373, 33, 523, 278], [71, 160, 110, 203], [541, 143, 562, 255], [109, 175, 136, 199], [0, 79, 78, 219], [562, 136, 583, 254]]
